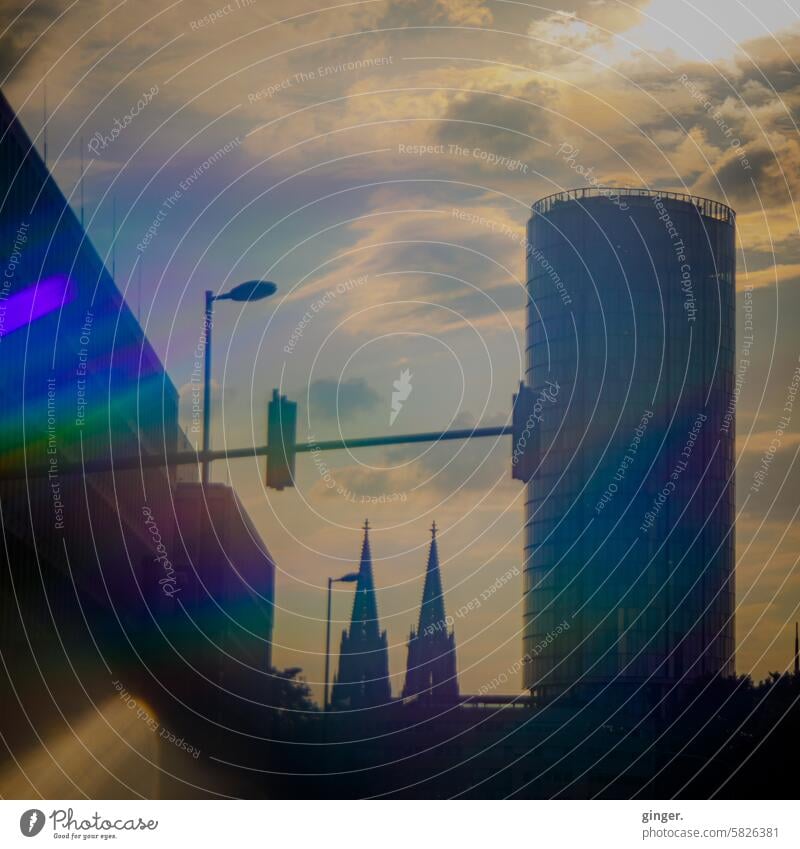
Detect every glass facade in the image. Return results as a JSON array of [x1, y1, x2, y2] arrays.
[[523, 188, 735, 702]]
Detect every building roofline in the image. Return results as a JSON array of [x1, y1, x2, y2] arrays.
[[0, 86, 179, 401], [532, 186, 735, 224]]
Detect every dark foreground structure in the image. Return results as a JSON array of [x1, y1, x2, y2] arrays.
[[207, 671, 800, 799], [523, 188, 736, 706], [0, 89, 275, 797]]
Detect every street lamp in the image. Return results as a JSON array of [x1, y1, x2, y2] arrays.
[[324, 571, 359, 711], [202, 280, 277, 484]]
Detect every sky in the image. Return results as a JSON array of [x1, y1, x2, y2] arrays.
[[3, 0, 800, 701]]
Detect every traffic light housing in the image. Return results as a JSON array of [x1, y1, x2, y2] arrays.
[[511, 382, 539, 483], [266, 389, 297, 490]]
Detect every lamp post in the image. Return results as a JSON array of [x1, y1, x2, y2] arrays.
[[202, 280, 277, 484], [324, 572, 359, 711]]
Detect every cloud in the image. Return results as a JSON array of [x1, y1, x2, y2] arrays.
[[527, 10, 615, 68], [431, 0, 492, 26], [0, 0, 65, 81], [738, 430, 800, 456], [436, 80, 555, 156], [306, 376, 381, 422], [309, 409, 514, 504], [379, 0, 492, 27], [740, 263, 800, 292], [277, 189, 529, 337]]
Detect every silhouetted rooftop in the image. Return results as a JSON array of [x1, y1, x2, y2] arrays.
[[532, 186, 735, 224]]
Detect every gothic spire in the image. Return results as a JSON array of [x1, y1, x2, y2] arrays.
[[348, 519, 380, 642], [402, 521, 459, 701], [330, 520, 392, 710], [416, 520, 447, 636]]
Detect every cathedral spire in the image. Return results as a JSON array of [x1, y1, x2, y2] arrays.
[[402, 521, 459, 702], [330, 520, 391, 710], [416, 519, 446, 637], [348, 518, 380, 642]]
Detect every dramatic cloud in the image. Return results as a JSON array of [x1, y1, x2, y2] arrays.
[[436, 80, 556, 156]]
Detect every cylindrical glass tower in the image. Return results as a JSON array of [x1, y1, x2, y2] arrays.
[[523, 188, 735, 703]]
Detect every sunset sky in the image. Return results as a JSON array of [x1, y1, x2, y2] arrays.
[[3, 0, 800, 700]]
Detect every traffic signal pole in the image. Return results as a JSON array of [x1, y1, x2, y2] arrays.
[[3, 383, 541, 484], [3, 423, 513, 480]]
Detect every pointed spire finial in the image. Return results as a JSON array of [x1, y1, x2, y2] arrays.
[[431, 520, 437, 538], [363, 518, 370, 533]]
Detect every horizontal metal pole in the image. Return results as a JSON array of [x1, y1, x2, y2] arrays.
[[0, 425, 513, 480], [296, 425, 512, 454]]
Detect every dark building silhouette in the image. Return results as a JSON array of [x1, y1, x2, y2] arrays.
[[0, 88, 275, 794], [523, 188, 736, 703], [402, 521, 459, 701], [330, 521, 391, 709], [164, 483, 275, 698]]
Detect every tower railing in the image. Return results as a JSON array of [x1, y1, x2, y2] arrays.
[[531, 186, 735, 224]]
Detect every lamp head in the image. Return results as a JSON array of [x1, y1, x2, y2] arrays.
[[337, 572, 360, 583], [217, 280, 277, 302]]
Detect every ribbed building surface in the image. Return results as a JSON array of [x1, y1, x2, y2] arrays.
[[523, 188, 736, 703]]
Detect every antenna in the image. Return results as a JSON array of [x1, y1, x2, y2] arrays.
[[112, 196, 116, 280], [79, 136, 84, 228], [42, 79, 48, 166]]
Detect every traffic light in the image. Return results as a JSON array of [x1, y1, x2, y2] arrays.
[[511, 382, 539, 482], [266, 389, 297, 490]]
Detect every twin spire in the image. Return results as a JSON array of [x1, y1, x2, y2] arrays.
[[330, 519, 459, 710], [402, 519, 459, 701], [330, 519, 391, 710]]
